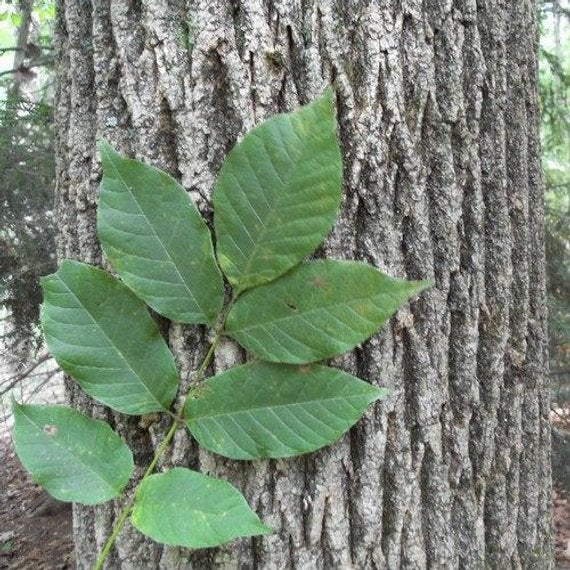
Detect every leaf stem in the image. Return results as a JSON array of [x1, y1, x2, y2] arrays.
[[93, 419, 178, 570], [188, 331, 221, 388], [93, 305, 231, 569]]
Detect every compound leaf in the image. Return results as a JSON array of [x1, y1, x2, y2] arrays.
[[131, 468, 271, 547], [213, 88, 342, 292], [226, 260, 429, 363], [12, 402, 133, 505], [98, 141, 224, 325], [41, 260, 178, 414], [185, 361, 386, 460]]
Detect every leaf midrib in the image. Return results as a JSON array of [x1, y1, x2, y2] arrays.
[[103, 150, 210, 320], [226, 117, 332, 288], [54, 274, 168, 411], [186, 389, 379, 421], [229, 288, 398, 334]]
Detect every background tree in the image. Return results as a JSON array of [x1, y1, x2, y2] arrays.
[[0, 0, 56, 357], [539, 0, 570, 497], [51, 1, 554, 568]]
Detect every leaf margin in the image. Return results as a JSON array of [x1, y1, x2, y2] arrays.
[[225, 259, 431, 364], [97, 139, 225, 325], [12, 400, 134, 505], [184, 361, 388, 460], [130, 467, 272, 548]]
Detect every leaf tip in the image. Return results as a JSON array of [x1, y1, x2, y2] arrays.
[[318, 83, 335, 101], [258, 522, 274, 536], [371, 386, 390, 402], [409, 279, 433, 297], [98, 139, 123, 172], [39, 273, 51, 290], [97, 138, 114, 157], [313, 85, 337, 118]]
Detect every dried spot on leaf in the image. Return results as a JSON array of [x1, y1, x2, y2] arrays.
[[43, 425, 58, 437], [186, 384, 210, 401]]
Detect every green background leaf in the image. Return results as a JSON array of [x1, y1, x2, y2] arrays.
[[226, 260, 429, 363], [13, 403, 133, 505], [213, 88, 342, 292], [41, 260, 179, 414], [131, 468, 271, 547], [185, 361, 386, 460], [98, 141, 224, 325]]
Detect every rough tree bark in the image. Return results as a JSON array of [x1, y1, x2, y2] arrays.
[[53, 1, 551, 568]]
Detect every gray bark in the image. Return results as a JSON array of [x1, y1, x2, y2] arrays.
[[9, 0, 33, 97], [53, 1, 552, 568]]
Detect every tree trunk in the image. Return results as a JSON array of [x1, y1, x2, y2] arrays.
[[53, 1, 551, 568], [8, 0, 33, 98]]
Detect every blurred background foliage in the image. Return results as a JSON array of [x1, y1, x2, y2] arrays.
[[541, 0, 570, 495], [0, 0, 55, 359], [541, 0, 570, 395], [0, 0, 568, 479]]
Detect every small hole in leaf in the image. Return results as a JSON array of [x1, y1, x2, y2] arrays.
[[286, 303, 298, 312], [43, 424, 58, 436]]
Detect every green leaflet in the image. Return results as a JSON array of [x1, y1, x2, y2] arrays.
[[213, 88, 342, 292], [226, 260, 430, 363], [40, 260, 179, 415], [184, 361, 387, 460], [7, 90, 434, 565], [131, 468, 271, 547], [98, 141, 224, 325], [13, 403, 133, 505]]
